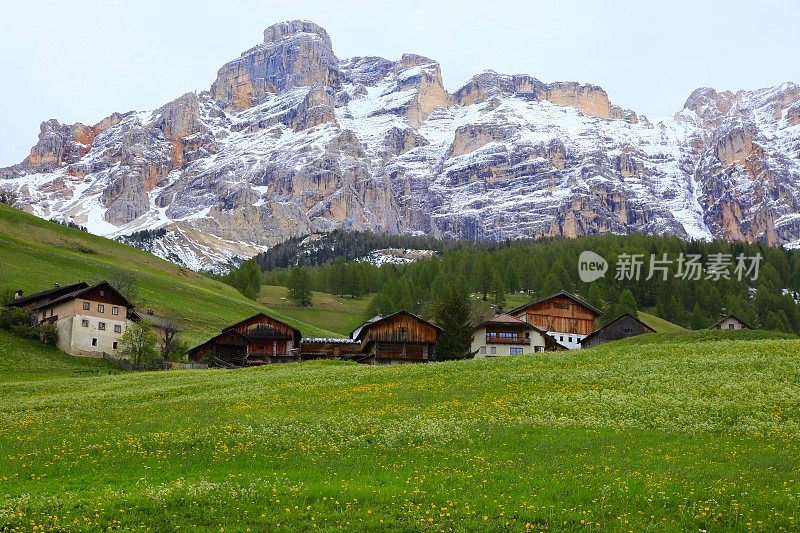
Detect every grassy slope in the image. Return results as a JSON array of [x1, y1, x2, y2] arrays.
[[0, 204, 337, 344], [0, 329, 118, 381], [1, 331, 799, 531], [258, 285, 369, 337], [638, 311, 687, 333]]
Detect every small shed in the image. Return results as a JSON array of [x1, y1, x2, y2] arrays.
[[580, 313, 655, 348], [709, 314, 752, 331]]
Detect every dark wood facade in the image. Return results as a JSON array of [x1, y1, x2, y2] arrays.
[[510, 291, 600, 335], [299, 338, 363, 361], [351, 311, 441, 365], [580, 313, 655, 348], [188, 313, 302, 367]]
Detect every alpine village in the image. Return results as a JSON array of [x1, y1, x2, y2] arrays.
[[1, 12, 800, 533]]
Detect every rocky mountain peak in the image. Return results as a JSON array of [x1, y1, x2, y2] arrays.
[[1, 21, 798, 271], [262, 20, 333, 49], [210, 20, 340, 111]]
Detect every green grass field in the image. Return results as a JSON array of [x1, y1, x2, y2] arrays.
[[258, 285, 369, 337], [0, 204, 337, 343], [638, 311, 687, 333], [1, 330, 798, 531]]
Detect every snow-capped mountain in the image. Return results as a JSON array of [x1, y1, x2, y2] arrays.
[[2, 20, 799, 271]]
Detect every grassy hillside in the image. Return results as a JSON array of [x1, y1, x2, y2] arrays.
[[258, 285, 369, 337], [0, 329, 117, 381], [0, 204, 337, 343], [1, 332, 798, 531], [638, 311, 687, 333]]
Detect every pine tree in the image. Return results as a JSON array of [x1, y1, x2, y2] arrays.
[[287, 268, 312, 306], [431, 283, 474, 360], [689, 301, 708, 330], [612, 289, 638, 319]]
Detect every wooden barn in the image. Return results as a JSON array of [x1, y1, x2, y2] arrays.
[[300, 337, 363, 361], [509, 290, 601, 349], [580, 313, 655, 348], [350, 311, 442, 365], [188, 313, 302, 367]]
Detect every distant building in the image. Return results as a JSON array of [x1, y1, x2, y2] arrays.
[[471, 313, 564, 357], [350, 311, 442, 365], [18, 281, 133, 356], [188, 313, 302, 367], [709, 314, 752, 331], [580, 313, 655, 348], [509, 291, 601, 349], [300, 337, 363, 361]]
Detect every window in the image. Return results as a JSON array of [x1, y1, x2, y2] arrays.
[[716, 325, 721, 329], [554, 303, 570, 309], [560, 336, 564, 341], [81, 319, 89, 327], [490, 346, 496, 355], [112, 342, 118, 350], [91, 338, 98, 347], [729, 323, 735, 330], [479, 346, 486, 355], [82, 301, 90, 311], [568, 337, 573, 343], [99, 290, 104, 296], [510, 347, 523, 355], [97, 304, 105, 313], [112, 306, 119, 316], [535, 346, 544, 352], [114, 324, 122, 333], [98, 322, 106, 331]]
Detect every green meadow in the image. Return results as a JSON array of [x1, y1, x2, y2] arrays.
[[0, 330, 799, 531]]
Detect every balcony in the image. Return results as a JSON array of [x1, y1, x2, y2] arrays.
[[485, 335, 527, 345]]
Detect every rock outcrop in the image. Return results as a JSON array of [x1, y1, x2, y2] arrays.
[[1, 21, 798, 270]]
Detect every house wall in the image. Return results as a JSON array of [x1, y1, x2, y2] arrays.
[[39, 298, 131, 356], [512, 295, 597, 336], [471, 326, 547, 358], [581, 315, 653, 348], [713, 317, 750, 330]]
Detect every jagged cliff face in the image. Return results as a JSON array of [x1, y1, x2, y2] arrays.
[[1, 20, 799, 270]]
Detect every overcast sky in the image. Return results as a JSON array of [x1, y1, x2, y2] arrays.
[[1, 0, 797, 166]]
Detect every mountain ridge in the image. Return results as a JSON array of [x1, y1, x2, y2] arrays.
[[1, 20, 798, 271]]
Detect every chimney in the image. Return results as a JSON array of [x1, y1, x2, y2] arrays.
[[54, 283, 60, 288]]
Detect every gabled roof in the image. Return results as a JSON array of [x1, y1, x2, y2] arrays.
[[188, 329, 250, 354], [29, 281, 133, 311], [350, 310, 443, 341], [509, 290, 602, 316], [709, 314, 753, 330], [475, 313, 548, 334], [579, 313, 654, 345], [222, 313, 301, 335], [5, 282, 89, 308]]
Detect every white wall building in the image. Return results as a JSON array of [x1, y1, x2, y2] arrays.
[[471, 313, 561, 358], [30, 282, 134, 356]]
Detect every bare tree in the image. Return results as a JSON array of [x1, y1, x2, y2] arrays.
[[104, 270, 139, 304], [160, 317, 187, 361]]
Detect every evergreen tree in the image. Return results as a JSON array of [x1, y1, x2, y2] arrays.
[[431, 283, 474, 360], [613, 289, 638, 319], [689, 301, 709, 330], [287, 268, 312, 306], [490, 268, 506, 309]]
